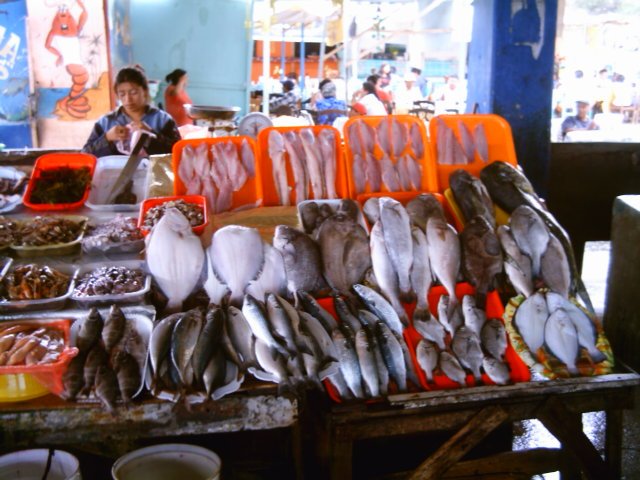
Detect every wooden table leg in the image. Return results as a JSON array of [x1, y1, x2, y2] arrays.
[[605, 409, 623, 479], [329, 427, 353, 480]]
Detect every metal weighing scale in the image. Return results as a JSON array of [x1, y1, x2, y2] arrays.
[[184, 104, 241, 137]]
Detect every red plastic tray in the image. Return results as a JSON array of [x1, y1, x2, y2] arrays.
[[138, 194, 208, 236], [23, 153, 96, 211]]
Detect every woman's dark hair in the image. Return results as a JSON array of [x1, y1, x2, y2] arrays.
[[114, 66, 148, 91], [166, 68, 187, 86], [367, 74, 380, 85], [362, 81, 378, 98]]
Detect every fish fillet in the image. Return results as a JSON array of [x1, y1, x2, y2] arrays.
[[268, 130, 290, 206]]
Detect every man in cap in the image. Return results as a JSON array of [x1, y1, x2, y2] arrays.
[[269, 79, 300, 114], [561, 98, 599, 140], [315, 80, 347, 125]]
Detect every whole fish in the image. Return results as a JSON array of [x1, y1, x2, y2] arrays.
[[283, 131, 308, 202], [298, 311, 339, 376], [298, 201, 322, 234], [210, 225, 265, 304], [337, 198, 360, 223], [376, 117, 393, 157], [395, 330, 421, 388], [514, 292, 548, 354], [379, 197, 414, 302], [438, 294, 463, 336], [363, 197, 380, 225], [212, 360, 244, 401], [482, 356, 510, 385], [439, 351, 467, 386], [546, 292, 605, 363], [318, 129, 338, 199], [458, 121, 476, 163], [460, 216, 503, 302], [149, 313, 182, 382], [540, 233, 571, 298], [178, 144, 197, 193], [327, 370, 353, 400], [391, 117, 409, 157], [240, 138, 256, 177], [102, 305, 126, 352], [354, 284, 405, 334], [266, 294, 300, 356], [274, 225, 327, 296], [297, 291, 337, 332], [242, 294, 290, 358], [95, 365, 119, 413], [332, 329, 364, 398], [245, 243, 288, 300], [370, 221, 406, 322], [355, 328, 380, 398], [62, 353, 86, 401], [113, 351, 141, 403], [426, 216, 460, 305], [220, 141, 248, 192], [300, 128, 325, 199], [318, 214, 371, 294], [83, 344, 108, 394], [544, 308, 579, 374], [413, 314, 446, 350], [462, 295, 486, 338], [416, 339, 439, 383], [375, 321, 407, 393], [450, 169, 495, 228], [411, 227, 432, 322], [268, 129, 290, 205], [170, 308, 204, 387], [352, 152, 367, 194], [203, 350, 227, 397], [226, 306, 258, 370], [497, 225, 534, 298], [252, 339, 291, 388], [209, 144, 233, 213], [357, 317, 389, 395], [76, 308, 103, 353], [473, 124, 489, 162], [147, 208, 205, 310], [332, 296, 361, 333], [510, 205, 550, 279], [406, 193, 446, 230], [452, 326, 483, 382], [192, 306, 224, 382], [480, 318, 508, 360]]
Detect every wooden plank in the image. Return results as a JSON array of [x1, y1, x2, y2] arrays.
[[408, 405, 508, 480], [605, 409, 623, 478], [537, 396, 614, 480]]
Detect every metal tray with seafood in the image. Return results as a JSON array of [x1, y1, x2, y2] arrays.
[[81, 215, 145, 256], [0, 262, 79, 314], [70, 260, 150, 307], [10, 215, 88, 258], [0, 166, 28, 214]]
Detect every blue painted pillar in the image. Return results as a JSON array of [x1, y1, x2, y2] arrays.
[[300, 22, 305, 97], [467, 0, 558, 195]]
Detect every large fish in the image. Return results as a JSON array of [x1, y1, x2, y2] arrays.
[[170, 308, 204, 387], [540, 233, 571, 298], [375, 321, 407, 393], [510, 205, 550, 279], [370, 221, 405, 322], [318, 214, 371, 294], [514, 292, 548, 354], [268, 129, 290, 205], [416, 340, 438, 383], [460, 216, 503, 302], [410, 226, 432, 322], [242, 294, 289, 358], [209, 225, 265, 305], [414, 314, 446, 350], [274, 225, 327, 296], [147, 208, 205, 310], [379, 197, 414, 302], [226, 306, 258, 370], [332, 328, 364, 398], [426, 216, 461, 305], [245, 243, 287, 300], [353, 284, 405, 334], [318, 129, 338, 199], [283, 131, 309, 203], [544, 308, 579, 374], [497, 225, 534, 298], [439, 351, 467, 386], [300, 128, 326, 199], [192, 306, 224, 383], [451, 326, 484, 382], [406, 193, 446, 231], [450, 169, 495, 228], [76, 308, 104, 353], [355, 328, 380, 398], [480, 318, 507, 360]]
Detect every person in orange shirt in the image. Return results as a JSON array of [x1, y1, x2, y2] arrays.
[[164, 69, 193, 127]]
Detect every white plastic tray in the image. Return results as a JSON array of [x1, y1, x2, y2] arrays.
[[86, 156, 149, 212]]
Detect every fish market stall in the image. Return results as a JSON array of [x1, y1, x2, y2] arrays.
[[0, 116, 638, 479]]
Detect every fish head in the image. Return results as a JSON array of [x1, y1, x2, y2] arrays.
[[337, 199, 359, 221]]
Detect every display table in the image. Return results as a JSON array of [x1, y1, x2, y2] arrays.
[[319, 371, 640, 479]]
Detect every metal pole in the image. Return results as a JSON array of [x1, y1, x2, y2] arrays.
[[319, 15, 327, 81], [300, 22, 306, 98], [281, 27, 286, 81]]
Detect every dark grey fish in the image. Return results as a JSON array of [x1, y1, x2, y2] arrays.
[[83, 344, 108, 395], [62, 353, 87, 401], [113, 351, 141, 403], [76, 308, 104, 353], [203, 350, 227, 397], [95, 365, 119, 413], [406, 193, 446, 230], [299, 201, 320, 234], [297, 291, 338, 333], [334, 296, 362, 333], [450, 169, 495, 228], [336, 199, 360, 223], [192, 306, 224, 383], [102, 305, 126, 352], [149, 313, 182, 381]]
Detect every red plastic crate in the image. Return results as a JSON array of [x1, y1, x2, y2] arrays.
[[138, 194, 208, 236]]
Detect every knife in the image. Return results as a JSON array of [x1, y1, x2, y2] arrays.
[[105, 132, 150, 204]]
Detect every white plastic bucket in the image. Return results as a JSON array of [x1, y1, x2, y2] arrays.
[[111, 444, 221, 480], [0, 449, 81, 480]]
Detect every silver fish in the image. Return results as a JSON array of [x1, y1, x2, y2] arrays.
[[379, 197, 414, 302], [462, 295, 486, 338], [438, 294, 463, 336], [170, 308, 204, 387], [212, 360, 243, 401], [391, 118, 408, 158], [405, 154, 423, 191], [266, 293, 300, 356], [149, 313, 182, 379], [299, 311, 339, 377], [411, 226, 433, 323], [510, 205, 550, 278], [333, 296, 361, 333], [102, 305, 126, 353], [376, 117, 393, 157], [458, 120, 475, 162], [396, 154, 412, 191], [413, 314, 446, 350], [245, 243, 287, 300], [95, 365, 119, 413], [283, 131, 308, 202], [416, 339, 438, 383], [482, 356, 510, 385], [439, 351, 467, 386], [409, 122, 424, 159], [327, 369, 353, 400], [356, 328, 380, 398], [540, 233, 571, 298], [76, 308, 103, 353], [274, 225, 327, 296], [426, 216, 460, 303], [240, 138, 255, 177], [362, 197, 380, 225], [406, 193, 446, 230], [452, 326, 483, 382], [359, 319, 389, 395], [544, 308, 579, 374], [253, 339, 291, 387], [332, 328, 364, 398], [318, 129, 338, 199], [203, 350, 226, 397], [268, 129, 290, 205], [480, 318, 508, 360], [226, 306, 258, 370], [370, 221, 406, 322], [375, 321, 407, 393], [300, 128, 325, 199], [242, 294, 290, 358], [353, 284, 405, 335], [395, 330, 421, 388], [514, 292, 548, 354], [297, 291, 338, 333], [497, 225, 534, 298], [364, 151, 382, 192], [192, 306, 224, 383]]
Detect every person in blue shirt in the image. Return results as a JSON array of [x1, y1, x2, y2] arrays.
[[561, 99, 599, 140], [83, 66, 180, 157], [315, 81, 346, 125]]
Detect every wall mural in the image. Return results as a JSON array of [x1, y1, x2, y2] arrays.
[[27, 0, 111, 148]]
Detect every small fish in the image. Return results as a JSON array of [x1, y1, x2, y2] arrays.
[[242, 294, 290, 358], [149, 313, 182, 380], [413, 314, 446, 350], [514, 292, 548, 354], [438, 294, 463, 336], [253, 339, 291, 389], [274, 225, 327, 296], [352, 152, 367, 194], [462, 295, 486, 338], [450, 169, 495, 228], [62, 353, 87, 401], [510, 205, 550, 278], [297, 291, 338, 333], [355, 328, 380, 398], [473, 123, 489, 163], [395, 330, 421, 387], [497, 225, 534, 298], [353, 284, 405, 335], [192, 306, 224, 382], [300, 128, 325, 199], [451, 326, 483, 382], [298, 311, 339, 376], [411, 226, 433, 323], [212, 360, 243, 401], [333, 296, 362, 333], [460, 216, 503, 302], [203, 350, 227, 397], [113, 351, 141, 403], [170, 308, 204, 387], [395, 155, 412, 191], [416, 340, 439, 383], [458, 121, 476, 162], [266, 293, 300, 356], [544, 309, 579, 374], [375, 321, 407, 393], [439, 351, 467, 386], [102, 305, 126, 352], [76, 308, 104, 353], [409, 122, 424, 159], [332, 328, 364, 398], [83, 344, 108, 395], [327, 370, 353, 400], [226, 306, 258, 370], [268, 129, 290, 205], [480, 319, 508, 360], [318, 129, 338, 199], [482, 356, 510, 385], [540, 233, 571, 298], [364, 151, 382, 192], [403, 154, 422, 191], [240, 138, 256, 177], [380, 155, 402, 192], [283, 131, 309, 202], [95, 365, 119, 413]]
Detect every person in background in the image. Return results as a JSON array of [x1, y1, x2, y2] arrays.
[[310, 78, 332, 109], [378, 63, 391, 88], [411, 67, 428, 97], [352, 81, 387, 116], [315, 80, 347, 125], [394, 72, 424, 114], [269, 79, 300, 114], [367, 74, 393, 113], [592, 68, 611, 116], [164, 68, 193, 127], [561, 99, 599, 140], [82, 66, 180, 157]]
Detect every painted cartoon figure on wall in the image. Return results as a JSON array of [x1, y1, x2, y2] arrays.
[[44, 0, 91, 119]]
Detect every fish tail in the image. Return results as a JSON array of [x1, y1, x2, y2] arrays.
[[399, 289, 417, 304], [412, 307, 431, 324]]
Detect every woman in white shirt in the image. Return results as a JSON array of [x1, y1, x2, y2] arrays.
[[353, 82, 387, 116]]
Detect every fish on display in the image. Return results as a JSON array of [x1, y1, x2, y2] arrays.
[[473, 124, 489, 162], [540, 233, 571, 298], [318, 129, 338, 199], [113, 351, 141, 404], [170, 308, 204, 388], [480, 318, 508, 360], [76, 308, 103, 353], [497, 225, 534, 298], [438, 294, 463, 336], [362, 197, 380, 225], [426, 216, 461, 306], [226, 306, 258, 371], [332, 296, 361, 333], [416, 340, 438, 383], [369, 221, 405, 322], [410, 226, 432, 323], [514, 292, 548, 355], [347, 120, 379, 192], [83, 344, 108, 395], [297, 291, 338, 333], [449, 169, 495, 228], [266, 294, 303, 356], [192, 306, 224, 383], [451, 326, 483, 382], [509, 205, 549, 279], [332, 328, 364, 398], [245, 243, 288, 300], [240, 138, 256, 177], [251, 339, 292, 392], [461, 295, 486, 338], [147, 208, 205, 311], [460, 216, 503, 302], [62, 353, 87, 401], [149, 312, 182, 389], [544, 308, 579, 375], [413, 314, 446, 350], [405, 193, 446, 231], [482, 356, 510, 385], [379, 197, 414, 302], [458, 121, 475, 163], [95, 365, 119, 414], [298, 311, 339, 378], [355, 328, 380, 397], [282, 131, 308, 203], [439, 351, 467, 386], [375, 321, 407, 393], [353, 284, 405, 335], [102, 305, 126, 352], [299, 128, 325, 200], [268, 129, 290, 206], [242, 294, 290, 358]]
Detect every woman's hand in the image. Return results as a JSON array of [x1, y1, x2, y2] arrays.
[[105, 124, 129, 142], [129, 121, 152, 133]]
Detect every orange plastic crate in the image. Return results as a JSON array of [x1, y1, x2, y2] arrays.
[[429, 114, 518, 191], [256, 125, 348, 206], [342, 115, 438, 198], [138, 194, 208, 236]]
